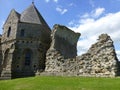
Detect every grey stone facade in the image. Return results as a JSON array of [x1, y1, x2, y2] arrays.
[[0, 3, 51, 79]]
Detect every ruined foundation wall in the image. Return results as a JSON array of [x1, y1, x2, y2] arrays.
[[45, 25, 119, 77], [45, 24, 80, 72], [65, 34, 119, 77]]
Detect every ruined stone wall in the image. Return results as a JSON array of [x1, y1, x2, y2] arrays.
[[45, 25, 119, 77], [64, 34, 119, 77], [45, 24, 80, 73], [49, 24, 80, 58], [1, 10, 19, 74]]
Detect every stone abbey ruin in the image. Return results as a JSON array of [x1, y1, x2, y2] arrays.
[[0, 3, 119, 79]]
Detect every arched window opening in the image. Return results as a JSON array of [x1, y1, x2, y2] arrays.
[[24, 50, 32, 66], [7, 27, 11, 37]]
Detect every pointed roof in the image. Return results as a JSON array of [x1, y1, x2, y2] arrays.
[[3, 9, 20, 27], [11, 9, 21, 19], [20, 3, 47, 25]]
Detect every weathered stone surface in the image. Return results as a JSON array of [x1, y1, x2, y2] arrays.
[[45, 24, 80, 72], [0, 3, 51, 79], [0, 35, 2, 74], [76, 34, 119, 77], [50, 24, 80, 58], [45, 33, 119, 77]]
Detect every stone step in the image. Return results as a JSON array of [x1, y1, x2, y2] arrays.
[[0, 77, 11, 80]]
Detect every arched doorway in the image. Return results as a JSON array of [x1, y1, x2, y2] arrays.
[[1, 48, 13, 78], [2, 49, 10, 69]]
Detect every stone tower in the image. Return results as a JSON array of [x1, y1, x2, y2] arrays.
[[0, 3, 51, 79]]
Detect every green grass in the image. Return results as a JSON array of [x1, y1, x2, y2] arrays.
[[0, 76, 120, 90]]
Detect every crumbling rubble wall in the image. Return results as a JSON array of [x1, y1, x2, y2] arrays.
[[50, 24, 80, 58], [45, 24, 80, 72], [45, 25, 119, 77], [75, 34, 119, 77]]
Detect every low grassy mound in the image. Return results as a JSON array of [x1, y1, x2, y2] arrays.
[[0, 76, 120, 90]]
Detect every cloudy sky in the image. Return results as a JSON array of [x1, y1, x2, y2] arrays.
[[0, 0, 120, 60]]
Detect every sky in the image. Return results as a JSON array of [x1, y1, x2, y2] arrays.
[[0, 0, 120, 60]]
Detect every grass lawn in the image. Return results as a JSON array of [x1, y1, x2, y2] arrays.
[[0, 76, 120, 90]]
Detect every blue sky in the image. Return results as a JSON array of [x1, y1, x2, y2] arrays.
[[0, 0, 120, 60]]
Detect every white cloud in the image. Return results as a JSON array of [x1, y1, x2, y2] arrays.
[[81, 13, 89, 18], [53, 0, 58, 3], [80, 18, 95, 24], [56, 7, 68, 15], [68, 3, 76, 7], [45, 0, 50, 3], [116, 50, 120, 60], [68, 20, 74, 26], [92, 8, 105, 18], [81, 7, 105, 19], [69, 9, 120, 60]]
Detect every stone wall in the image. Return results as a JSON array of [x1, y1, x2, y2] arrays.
[[45, 24, 80, 72], [74, 34, 119, 77], [49, 24, 80, 58], [0, 35, 2, 74], [17, 22, 51, 44], [45, 25, 119, 77], [2, 9, 19, 43], [0, 5, 51, 79]]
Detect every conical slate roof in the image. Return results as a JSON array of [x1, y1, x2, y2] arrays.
[[20, 3, 48, 25]]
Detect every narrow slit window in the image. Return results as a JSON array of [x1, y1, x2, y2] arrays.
[[7, 27, 11, 37]]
